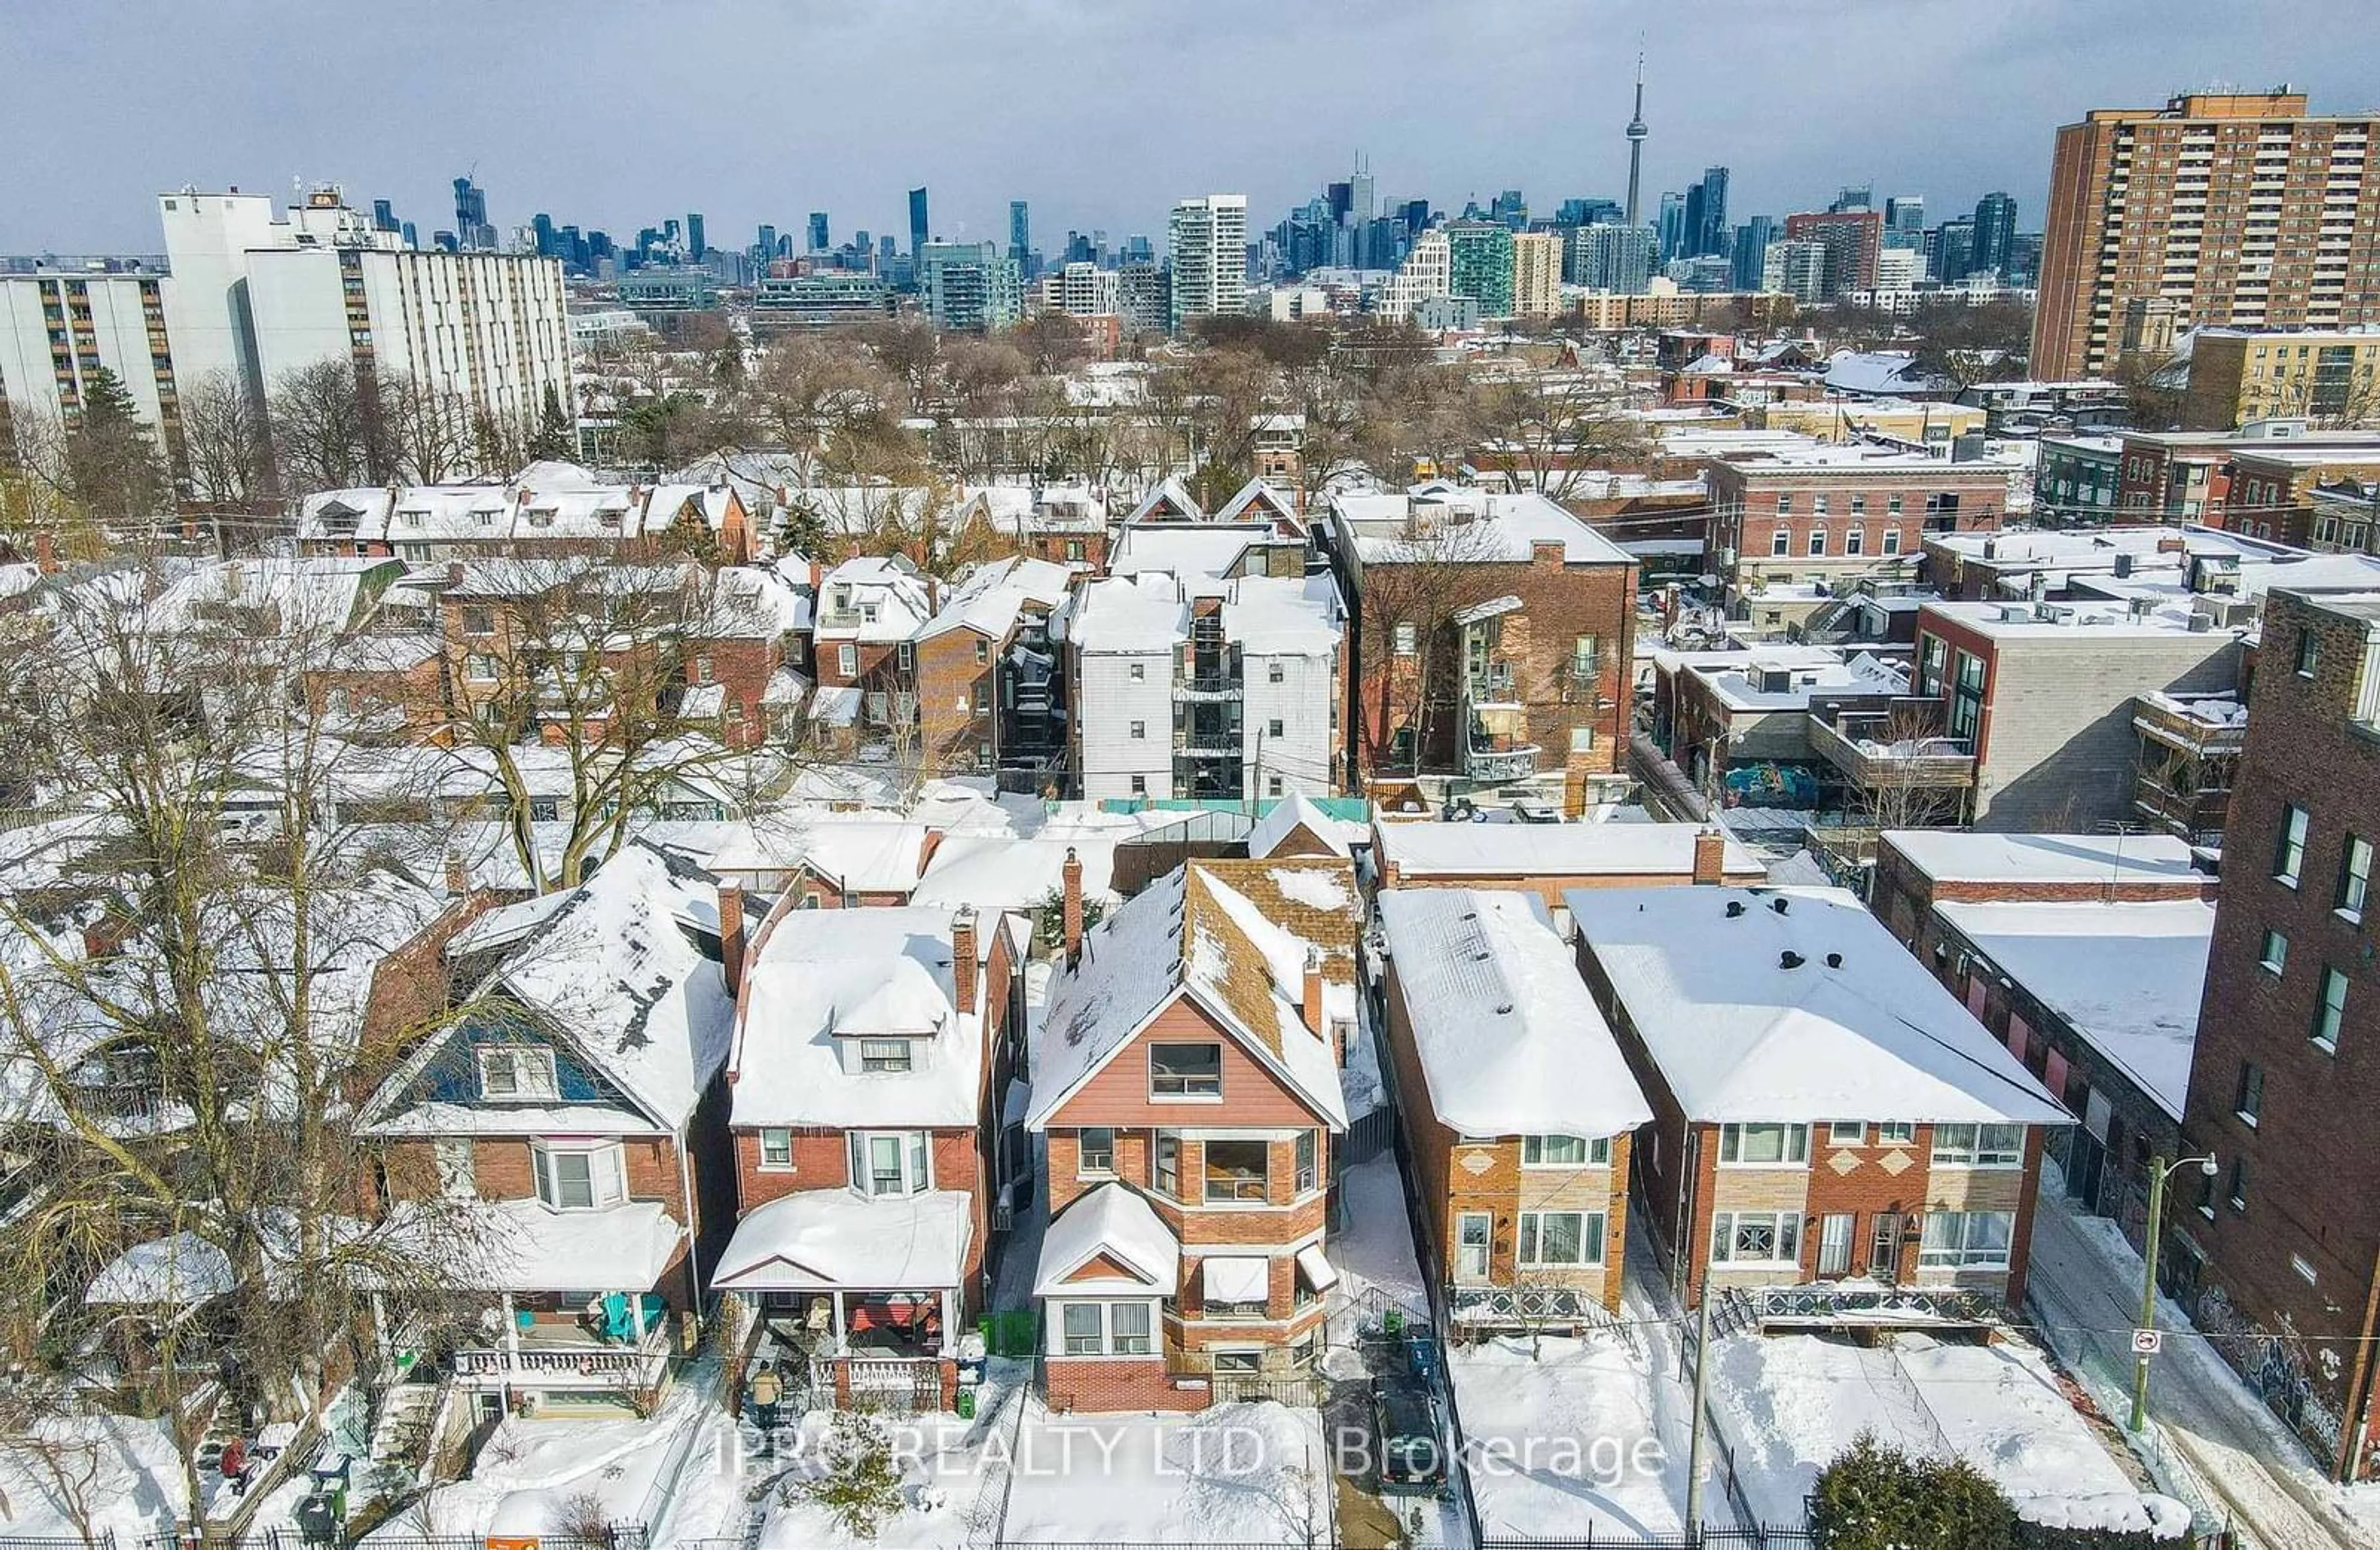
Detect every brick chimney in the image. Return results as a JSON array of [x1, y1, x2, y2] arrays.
[[443, 847, 469, 897], [1692, 827, 1727, 886], [719, 880, 747, 997], [952, 905, 978, 1016], [1301, 947, 1324, 1038], [1532, 539, 1566, 568], [32, 530, 56, 576], [1062, 847, 1084, 966]]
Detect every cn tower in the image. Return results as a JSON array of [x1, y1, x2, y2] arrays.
[[1623, 51, 1649, 227]]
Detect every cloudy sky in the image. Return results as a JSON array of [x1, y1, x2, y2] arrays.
[[6, 0, 2376, 257]]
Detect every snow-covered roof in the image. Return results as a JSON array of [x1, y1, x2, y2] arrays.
[[705, 821, 936, 896], [1214, 479, 1302, 528], [712, 1189, 972, 1291], [1067, 573, 1189, 653], [729, 905, 982, 1129], [1222, 573, 1343, 655], [1882, 831, 2205, 889], [1375, 821, 1763, 881], [1028, 858, 1357, 1131], [476, 1198, 683, 1293], [1378, 890, 1651, 1137], [1936, 900, 2215, 1121], [1034, 1180, 1179, 1295], [1566, 886, 2067, 1125], [814, 557, 933, 643], [1122, 477, 1204, 525], [917, 555, 1074, 642], [1246, 794, 1354, 859], [1108, 527, 1260, 579], [1336, 489, 1634, 567], [912, 833, 1123, 914]]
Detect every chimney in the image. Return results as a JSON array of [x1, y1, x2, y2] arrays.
[[1691, 827, 1726, 886], [1532, 539, 1566, 568], [1062, 847, 1084, 966], [953, 905, 978, 1016], [443, 847, 468, 897], [32, 530, 56, 576], [1302, 947, 1324, 1037], [719, 881, 747, 998]]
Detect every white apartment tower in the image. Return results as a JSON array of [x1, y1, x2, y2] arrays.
[[1050, 261, 1121, 318], [1377, 230, 1452, 322], [1166, 194, 1248, 332], [0, 270, 185, 478]]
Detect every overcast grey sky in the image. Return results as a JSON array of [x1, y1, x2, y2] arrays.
[[6, 0, 2377, 256]]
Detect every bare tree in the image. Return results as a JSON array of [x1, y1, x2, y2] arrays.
[[269, 360, 376, 493], [1466, 374, 1650, 503], [372, 371, 475, 484], [179, 370, 277, 513], [1344, 512, 1508, 777], [1851, 702, 1970, 830]]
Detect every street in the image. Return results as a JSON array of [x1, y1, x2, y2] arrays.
[[2025, 1188, 2373, 1549]]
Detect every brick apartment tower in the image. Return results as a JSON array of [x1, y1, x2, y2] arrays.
[[2032, 90, 2380, 381], [2179, 586, 2380, 1480]]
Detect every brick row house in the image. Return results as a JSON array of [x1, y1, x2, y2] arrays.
[[1568, 884, 2066, 1310], [356, 842, 737, 1416], [709, 893, 1021, 1412], [906, 556, 1075, 782], [299, 461, 754, 565], [1027, 856, 1360, 1411], [1375, 889, 1651, 1322]]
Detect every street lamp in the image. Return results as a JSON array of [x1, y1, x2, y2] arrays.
[[2130, 1151, 2218, 1433]]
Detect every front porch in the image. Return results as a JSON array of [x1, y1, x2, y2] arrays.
[[446, 1291, 676, 1397]]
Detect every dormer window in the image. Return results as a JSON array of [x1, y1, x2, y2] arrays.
[[860, 1038, 914, 1073], [478, 1044, 558, 1101]]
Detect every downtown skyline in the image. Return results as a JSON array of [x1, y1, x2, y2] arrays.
[[6, 0, 2379, 257]]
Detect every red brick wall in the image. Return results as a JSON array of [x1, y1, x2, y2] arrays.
[[1043, 997, 1336, 1132], [1045, 1358, 1207, 1413], [914, 627, 997, 773]]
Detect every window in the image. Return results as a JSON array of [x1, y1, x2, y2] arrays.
[[1522, 1134, 1612, 1167], [2260, 929, 2290, 975], [1875, 1122, 1916, 1146], [1267, 718, 1284, 738], [1850, 494, 1867, 515], [1130, 775, 1147, 796], [759, 1127, 793, 1169], [2293, 1254, 2319, 1287], [837, 643, 857, 676], [1268, 661, 1284, 684], [1295, 1129, 1318, 1192], [1204, 1139, 1269, 1202], [2312, 966, 2349, 1051], [462, 605, 494, 637], [2227, 1158, 2249, 1212], [1845, 526, 1865, 556], [860, 1038, 914, 1073], [1155, 1130, 1181, 1197], [1888, 494, 1904, 515], [1267, 775, 1284, 796], [1813, 494, 1830, 516], [478, 1044, 557, 1101], [1828, 1121, 1867, 1145], [1711, 1210, 1802, 1266], [1770, 527, 1791, 557], [532, 1142, 625, 1212], [2275, 803, 2310, 886], [1078, 1126, 1115, 1176], [1518, 1210, 1606, 1267], [2234, 1062, 2264, 1126], [1393, 622, 1417, 656], [434, 1137, 475, 1197], [1717, 1122, 1809, 1165], [694, 654, 715, 684], [2337, 834, 2373, 920], [1931, 1123, 2025, 1167], [1572, 635, 1599, 679], [1808, 527, 1828, 557], [1129, 661, 1145, 680], [2297, 627, 2321, 677], [1882, 529, 1902, 555], [1150, 1042, 1222, 1098], [1210, 1349, 1262, 1375], [1110, 1300, 1153, 1354], [847, 1130, 930, 1196], [1065, 539, 1086, 562], [1948, 650, 1986, 744], [1918, 1210, 2014, 1269], [1130, 719, 1147, 739], [465, 652, 499, 682], [1061, 1301, 1104, 1355], [1916, 635, 1947, 698], [1776, 493, 1794, 513], [974, 684, 990, 713], [974, 639, 990, 665]]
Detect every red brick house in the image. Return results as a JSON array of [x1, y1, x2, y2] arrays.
[[1028, 856, 1359, 1411], [709, 896, 1021, 1410]]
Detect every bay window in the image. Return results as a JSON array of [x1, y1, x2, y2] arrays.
[[847, 1130, 931, 1196], [532, 1140, 625, 1212], [1053, 1299, 1160, 1357], [1930, 1123, 2025, 1168]]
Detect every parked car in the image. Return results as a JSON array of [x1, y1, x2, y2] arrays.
[[1372, 1380, 1448, 1495]]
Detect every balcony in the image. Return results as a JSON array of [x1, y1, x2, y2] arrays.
[[2131, 692, 2247, 758], [1807, 710, 1976, 791], [1177, 674, 1243, 701], [452, 1318, 673, 1393]]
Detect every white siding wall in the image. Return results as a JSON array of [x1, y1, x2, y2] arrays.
[[1241, 650, 1336, 797], [0, 275, 170, 429], [1077, 651, 1176, 800]]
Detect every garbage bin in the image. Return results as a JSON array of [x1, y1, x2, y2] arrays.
[[955, 1388, 977, 1421]]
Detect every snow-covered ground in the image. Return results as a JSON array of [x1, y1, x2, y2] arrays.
[[1325, 1152, 1430, 1341], [0, 1411, 190, 1541], [997, 1399, 1336, 1544], [1449, 1334, 1687, 1539], [1709, 1330, 2184, 1536]]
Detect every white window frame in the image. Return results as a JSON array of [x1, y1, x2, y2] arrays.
[[1875, 1121, 1916, 1146], [2312, 966, 2349, 1052], [2337, 834, 2373, 922], [1711, 1210, 1802, 1267], [531, 1140, 627, 1212], [1517, 1210, 1606, 1267], [836, 643, 857, 677], [1717, 1122, 1809, 1166], [1918, 1209, 2014, 1269], [846, 1129, 932, 1197], [1930, 1122, 2025, 1168], [758, 1127, 793, 1169], [1520, 1134, 1613, 1168], [2259, 929, 2290, 975], [859, 1037, 914, 1073], [1078, 1125, 1116, 1177], [1828, 1121, 1867, 1145], [2275, 803, 2309, 886], [478, 1043, 558, 1101], [1148, 1041, 1223, 1100]]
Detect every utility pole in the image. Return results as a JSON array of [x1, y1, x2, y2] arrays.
[[2132, 1151, 2216, 1432], [1684, 1271, 1714, 1531]]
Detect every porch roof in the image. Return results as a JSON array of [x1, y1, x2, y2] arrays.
[[478, 1199, 683, 1293], [712, 1189, 972, 1292]]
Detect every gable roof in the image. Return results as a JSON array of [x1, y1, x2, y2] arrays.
[[1027, 858, 1357, 1131], [1122, 478, 1204, 525], [1034, 1181, 1179, 1295], [1565, 884, 2066, 1125], [1378, 889, 1651, 1137], [1247, 795, 1353, 859], [1214, 478, 1304, 530]]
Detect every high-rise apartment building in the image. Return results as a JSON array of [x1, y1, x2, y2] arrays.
[[1377, 230, 1452, 322], [685, 212, 705, 261], [1683, 166, 1729, 258], [1008, 200, 1031, 264], [0, 269, 187, 481], [1511, 231, 1564, 317], [1781, 208, 1883, 299], [1445, 221, 1517, 316], [907, 187, 930, 257], [919, 240, 1021, 332], [1166, 194, 1248, 331], [1569, 222, 1657, 293], [1972, 192, 2019, 277], [1116, 262, 1170, 337], [452, 176, 496, 252], [1730, 216, 1777, 291], [2034, 91, 2380, 379], [1049, 261, 1120, 318], [807, 213, 830, 253]]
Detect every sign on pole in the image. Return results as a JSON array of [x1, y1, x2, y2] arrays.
[[2131, 1328, 2164, 1356]]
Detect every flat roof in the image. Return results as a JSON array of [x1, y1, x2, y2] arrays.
[[1882, 830, 2204, 887]]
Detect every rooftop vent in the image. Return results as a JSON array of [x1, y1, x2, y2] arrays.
[[1726, 900, 1747, 918], [1825, 952, 1844, 969], [1771, 897, 1790, 914], [1780, 950, 1806, 970]]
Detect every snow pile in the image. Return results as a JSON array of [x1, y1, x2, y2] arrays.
[[1325, 1154, 1430, 1331], [1451, 1335, 1686, 1538], [0, 1411, 190, 1540], [997, 1401, 1333, 1544]]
